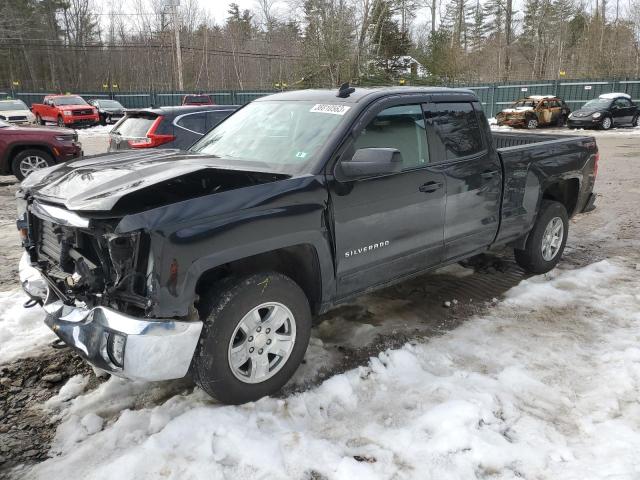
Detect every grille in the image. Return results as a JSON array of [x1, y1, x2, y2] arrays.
[[8, 116, 27, 121], [73, 109, 93, 116]]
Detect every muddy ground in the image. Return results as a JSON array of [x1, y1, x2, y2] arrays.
[[1, 129, 639, 474]]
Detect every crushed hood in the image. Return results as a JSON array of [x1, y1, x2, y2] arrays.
[[19, 149, 284, 212]]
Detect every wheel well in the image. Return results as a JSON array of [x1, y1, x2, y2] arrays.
[[6, 145, 55, 173], [543, 178, 580, 217], [195, 244, 323, 314]]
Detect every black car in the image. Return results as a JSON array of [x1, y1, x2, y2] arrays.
[[567, 93, 639, 130], [88, 99, 126, 125], [108, 104, 239, 152]]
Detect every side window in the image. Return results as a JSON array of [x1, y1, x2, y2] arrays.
[[176, 113, 207, 134], [353, 104, 428, 170], [615, 98, 631, 108], [206, 111, 231, 130], [424, 102, 483, 160]]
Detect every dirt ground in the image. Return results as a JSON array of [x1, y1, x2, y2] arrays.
[[0, 128, 639, 473]]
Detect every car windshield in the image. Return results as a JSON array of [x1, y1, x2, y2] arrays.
[[0, 100, 28, 111], [583, 99, 611, 109], [97, 100, 123, 108], [511, 100, 536, 108], [53, 96, 87, 106], [190, 101, 348, 174]]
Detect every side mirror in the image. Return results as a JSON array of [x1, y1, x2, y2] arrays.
[[340, 148, 403, 179]]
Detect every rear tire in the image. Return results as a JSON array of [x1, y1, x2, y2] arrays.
[[514, 200, 568, 274], [192, 272, 312, 404], [11, 149, 54, 181]]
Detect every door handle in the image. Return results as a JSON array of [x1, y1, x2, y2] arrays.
[[480, 170, 499, 179], [419, 181, 443, 193]]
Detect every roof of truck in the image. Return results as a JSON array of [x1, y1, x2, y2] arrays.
[[255, 86, 478, 103]]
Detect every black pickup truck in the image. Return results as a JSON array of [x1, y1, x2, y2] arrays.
[[17, 86, 597, 404]]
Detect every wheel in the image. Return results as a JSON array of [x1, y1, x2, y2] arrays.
[[57, 116, 65, 128], [35, 114, 43, 125], [600, 116, 612, 130], [192, 272, 312, 404], [514, 200, 568, 274], [11, 149, 54, 181], [99, 114, 106, 126], [526, 117, 539, 129], [632, 115, 639, 127]]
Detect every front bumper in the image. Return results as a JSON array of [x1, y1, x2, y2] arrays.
[[19, 253, 202, 381], [567, 117, 600, 128]]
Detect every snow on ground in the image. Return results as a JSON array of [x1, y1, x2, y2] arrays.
[[0, 290, 54, 364], [19, 258, 640, 480], [489, 117, 640, 136]]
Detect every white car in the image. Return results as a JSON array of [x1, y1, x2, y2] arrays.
[[0, 99, 36, 124]]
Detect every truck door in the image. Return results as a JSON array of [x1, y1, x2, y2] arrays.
[[423, 101, 502, 260], [329, 102, 446, 298]]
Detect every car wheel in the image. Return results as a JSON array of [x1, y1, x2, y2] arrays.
[[35, 114, 44, 125], [514, 200, 568, 274], [600, 116, 612, 130], [632, 115, 640, 128], [11, 149, 54, 181], [192, 271, 312, 404], [556, 114, 567, 127], [99, 114, 107, 126], [57, 116, 65, 128], [526, 117, 539, 129]]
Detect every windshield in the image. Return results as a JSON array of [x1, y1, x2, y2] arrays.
[[511, 100, 536, 108], [190, 101, 348, 174], [0, 100, 28, 111], [582, 99, 611, 109], [52, 96, 87, 106], [97, 100, 123, 108]]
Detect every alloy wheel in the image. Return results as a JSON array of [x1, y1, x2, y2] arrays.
[[541, 217, 564, 261], [227, 302, 297, 384], [19, 155, 49, 178]]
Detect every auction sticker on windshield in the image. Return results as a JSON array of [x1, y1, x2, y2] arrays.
[[310, 104, 351, 115]]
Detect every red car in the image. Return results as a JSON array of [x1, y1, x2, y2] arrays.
[[181, 94, 214, 106], [31, 94, 99, 128], [0, 119, 82, 180]]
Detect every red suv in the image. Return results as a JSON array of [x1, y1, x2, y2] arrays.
[[0, 119, 82, 180], [181, 94, 214, 106]]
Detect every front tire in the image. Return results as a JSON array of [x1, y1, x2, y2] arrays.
[[514, 200, 568, 274], [192, 272, 312, 404], [632, 115, 639, 128], [526, 117, 539, 129], [35, 114, 44, 125], [12, 149, 54, 181], [57, 116, 65, 128], [600, 116, 612, 130]]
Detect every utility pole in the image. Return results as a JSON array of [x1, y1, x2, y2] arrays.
[[166, 0, 184, 90]]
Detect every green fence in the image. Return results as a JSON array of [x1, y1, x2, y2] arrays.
[[3, 79, 640, 117]]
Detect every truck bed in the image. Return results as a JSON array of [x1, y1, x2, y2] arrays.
[[491, 131, 598, 247]]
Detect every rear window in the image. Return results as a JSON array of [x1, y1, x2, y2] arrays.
[[113, 115, 157, 138], [425, 102, 484, 160]]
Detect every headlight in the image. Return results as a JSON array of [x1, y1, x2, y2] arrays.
[[0, 115, 5, 120], [592, 112, 602, 119], [55, 135, 74, 142], [63, 110, 72, 116], [568, 113, 574, 119]]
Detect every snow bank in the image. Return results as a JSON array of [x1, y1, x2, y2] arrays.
[[0, 290, 54, 364], [24, 258, 640, 480]]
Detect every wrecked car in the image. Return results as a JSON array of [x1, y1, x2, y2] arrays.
[[17, 86, 598, 404], [496, 95, 570, 129]]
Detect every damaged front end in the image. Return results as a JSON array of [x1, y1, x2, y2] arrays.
[[16, 195, 201, 381]]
